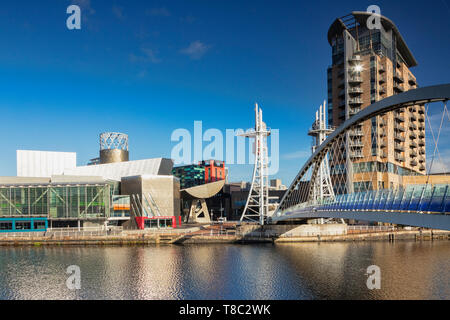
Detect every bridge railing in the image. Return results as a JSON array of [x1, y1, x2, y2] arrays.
[[279, 184, 449, 216], [321, 184, 449, 214]]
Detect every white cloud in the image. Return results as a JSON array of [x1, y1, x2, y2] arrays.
[[146, 7, 171, 17], [71, 0, 95, 15], [129, 48, 161, 64], [282, 150, 310, 160], [112, 5, 125, 20], [181, 15, 196, 24], [180, 41, 211, 60]]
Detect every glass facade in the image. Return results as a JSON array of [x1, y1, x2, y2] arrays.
[[0, 217, 48, 232], [112, 195, 130, 218], [172, 165, 205, 189], [0, 184, 111, 219]]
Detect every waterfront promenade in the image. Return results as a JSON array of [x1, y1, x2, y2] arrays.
[[0, 223, 448, 246]]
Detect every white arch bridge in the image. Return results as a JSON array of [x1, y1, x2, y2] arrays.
[[271, 84, 450, 230]]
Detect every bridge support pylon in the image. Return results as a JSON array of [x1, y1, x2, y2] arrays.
[[239, 103, 271, 225]]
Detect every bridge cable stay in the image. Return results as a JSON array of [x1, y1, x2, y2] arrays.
[[425, 102, 448, 181]]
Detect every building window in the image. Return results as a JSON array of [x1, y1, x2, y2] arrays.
[[34, 221, 46, 230], [371, 118, 377, 156], [0, 221, 13, 231], [15, 221, 31, 230]]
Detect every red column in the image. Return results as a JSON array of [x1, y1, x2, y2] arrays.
[[172, 216, 177, 228], [135, 217, 145, 230]]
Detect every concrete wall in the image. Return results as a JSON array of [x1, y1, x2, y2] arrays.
[[238, 223, 348, 237]]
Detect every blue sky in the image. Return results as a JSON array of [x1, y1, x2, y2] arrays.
[[0, 0, 449, 184]]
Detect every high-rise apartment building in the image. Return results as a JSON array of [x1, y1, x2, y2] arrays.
[[327, 12, 425, 194]]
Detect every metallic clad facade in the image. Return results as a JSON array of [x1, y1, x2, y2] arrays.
[[64, 158, 174, 181], [100, 149, 129, 164]]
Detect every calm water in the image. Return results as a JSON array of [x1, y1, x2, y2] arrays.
[[0, 241, 449, 300]]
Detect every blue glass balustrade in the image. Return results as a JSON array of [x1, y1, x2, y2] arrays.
[[314, 184, 449, 214], [428, 185, 447, 213], [417, 185, 433, 212], [408, 186, 424, 211]]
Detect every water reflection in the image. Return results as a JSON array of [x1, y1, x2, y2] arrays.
[[0, 242, 448, 300]]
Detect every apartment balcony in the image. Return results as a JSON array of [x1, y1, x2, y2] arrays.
[[348, 75, 363, 83], [419, 148, 426, 155], [410, 150, 417, 158], [410, 114, 417, 122], [348, 87, 363, 94], [379, 118, 386, 127], [379, 86, 386, 95], [409, 122, 417, 130], [393, 72, 404, 83], [418, 132, 425, 139], [379, 129, 387, 137], [394, 143, 404, 152], [348, 55, 361, 62], [409, 132, 417, 139], [410, 159, 418, 166], [408, 75, 417, 85], [349, 140, 364, 148], [394, 133, 405, 142], [410, 141, 417, 148], [396, 60, 401, 68], [349, 107, 361, 115], [378, 76, 386, 84], [418, 125, 425, 131], [418, 139, 425, 147], [418, 107, 425, 115], [348, 98, 363, 105], [419, 157, 425, 163], [395, 123, 406, 132], [418, 116, 425, 123], [350, 129, 364, 137], [395, 154, 405, 162], [419, 165, 426, 171], [408, 106, 416, 112], [378, 65, 385, 73], [394, 114, 405, 122], [394, 83, 404, 93], [350, 151, 364, 159], [379, 140, 387, 148], [380, 151, 387, 158]]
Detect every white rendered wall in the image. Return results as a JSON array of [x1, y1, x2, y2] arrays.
[[17, 150, 77, 177]]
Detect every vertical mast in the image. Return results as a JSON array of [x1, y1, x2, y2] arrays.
[[239, 103, 271, 225]]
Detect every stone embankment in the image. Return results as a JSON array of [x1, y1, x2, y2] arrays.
[[0, 223, 448, 246]]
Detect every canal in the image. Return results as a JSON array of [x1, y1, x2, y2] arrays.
[[0, 241, 448, 299]]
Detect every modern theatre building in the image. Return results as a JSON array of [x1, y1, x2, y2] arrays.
[[0, 133, 182, 232]]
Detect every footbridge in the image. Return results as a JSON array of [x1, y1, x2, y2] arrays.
[[271, 84, 450, 230]]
